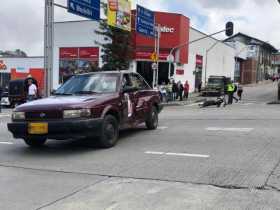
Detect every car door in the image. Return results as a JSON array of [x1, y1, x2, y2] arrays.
[[129, 73, 151, 122], [120, 74, 138, 127]]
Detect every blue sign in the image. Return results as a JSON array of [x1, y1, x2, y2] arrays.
[[68, 0, 100, 20], [136, 5, 155, 37]]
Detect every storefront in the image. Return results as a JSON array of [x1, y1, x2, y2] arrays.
[[130, 11, 190, 87], [0, 57, 44, 90], [52, 12, 234, 92]]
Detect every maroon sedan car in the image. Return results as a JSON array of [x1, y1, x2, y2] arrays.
[[8, 71, 163, 148]]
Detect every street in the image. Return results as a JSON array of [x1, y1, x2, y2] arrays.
[[1, 82, 280, 210]]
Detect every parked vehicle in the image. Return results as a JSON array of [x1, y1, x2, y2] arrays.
[[202, 76, 231, 97], [8, 71, 163, 148], [8, 78, 39, 107], [0, 91, 10, 107]]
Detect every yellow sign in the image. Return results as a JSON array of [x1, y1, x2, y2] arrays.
[[107, 0, 131, 31], [150, 52, 158, 62]]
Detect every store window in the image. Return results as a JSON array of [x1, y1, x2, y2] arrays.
[[59, 47, 99, 83]]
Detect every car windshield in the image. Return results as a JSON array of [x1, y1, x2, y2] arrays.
[[208, 78, 223, 85], [55, 74, 119, 95]]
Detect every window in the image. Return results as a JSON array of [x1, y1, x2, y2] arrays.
[[130, 74, 150, 90], [55, 73, 119, 95]]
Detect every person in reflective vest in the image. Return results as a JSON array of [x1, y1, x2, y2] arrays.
[[227, 82, 235, 104]]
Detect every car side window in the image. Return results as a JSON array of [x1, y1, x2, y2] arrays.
[[130, 74, 150, 90], [122, 74, 132, 89]]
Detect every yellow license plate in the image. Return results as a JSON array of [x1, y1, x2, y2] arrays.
[[28, 123, 48, 135]]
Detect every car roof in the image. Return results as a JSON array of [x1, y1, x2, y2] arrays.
[[76, 70, 135, 76]]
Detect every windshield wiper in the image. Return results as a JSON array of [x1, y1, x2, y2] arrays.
[[53, 92, 73, 96], [74, 91, 100, 95]]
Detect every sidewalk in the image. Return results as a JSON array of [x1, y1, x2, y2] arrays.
[[162, 92, 205, 106]]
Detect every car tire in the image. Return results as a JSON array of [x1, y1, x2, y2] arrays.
[[24, 137, 47, 147], [145, 106, 158, 130], [98, 115, 119, 148]]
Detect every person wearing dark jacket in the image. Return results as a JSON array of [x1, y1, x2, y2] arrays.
[[0, 86, 2, 113], [172, 80, 178, 101], [178, 81, 184, 101]]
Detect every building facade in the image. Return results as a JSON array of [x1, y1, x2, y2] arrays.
[[225, 33, 278, 84]]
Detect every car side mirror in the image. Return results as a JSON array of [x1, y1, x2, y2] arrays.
[[122, 86, 138, 93]]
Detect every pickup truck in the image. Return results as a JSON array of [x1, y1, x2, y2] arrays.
[[8, 71, 163, 148], [202, 76, 231, 97]]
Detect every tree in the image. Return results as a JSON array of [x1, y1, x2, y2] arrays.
[[95, 3, 133, 71]]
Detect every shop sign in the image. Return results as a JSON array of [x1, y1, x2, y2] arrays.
[[0, 60, 7, 70], [79, 47, 99, 60], [60, 48, 79, 59], [196, 55, 203, 66], [108, 0, 131, 31], [157, 26, 175, 33], [176, 69, 184, 75]]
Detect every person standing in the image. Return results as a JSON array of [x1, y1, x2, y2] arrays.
[[184, 80, 190, 100], [27, 79, 37, 102], [0, 86, 2, 113], [178, 81, 184, 101], [232, 83, 239, 103], [166, 81, 173, 102], [237, 84, 243, 100], [198, 81, 202, 93], [227, 81, 235, 104], [172, 80, 178, 101]]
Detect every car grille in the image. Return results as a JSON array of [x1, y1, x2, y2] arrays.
[[25, 111, 63, 121]]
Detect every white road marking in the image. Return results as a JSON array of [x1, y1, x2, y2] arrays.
[[206, 127, 254, 132], [145, 151, 165, 155], [0, 142, 14, 145], [157, 126, 168, 130], [0, 114, 10, 118], [145, 151, 210, 158]]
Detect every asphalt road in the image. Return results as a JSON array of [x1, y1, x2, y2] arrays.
[[1, 82, 280, 210]]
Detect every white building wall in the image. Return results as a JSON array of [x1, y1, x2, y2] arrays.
[[53, 20, 105, 89], [174, 28, 235, 92]]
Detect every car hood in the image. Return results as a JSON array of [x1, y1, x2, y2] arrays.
[[16, 94, 117, 112]]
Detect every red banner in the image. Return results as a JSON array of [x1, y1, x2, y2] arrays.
[[79, 47, 99, 60], [196, 55, 203, 66], [176, 69, 184, 75], [59, 48, 78, 59]]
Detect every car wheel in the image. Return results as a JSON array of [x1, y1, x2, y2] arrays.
[[24, 137, 47, 147], [98, 115, 119, 148], [145, 106, 158, 130]]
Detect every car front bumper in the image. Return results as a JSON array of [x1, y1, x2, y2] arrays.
[[7, 118, 104, 140]]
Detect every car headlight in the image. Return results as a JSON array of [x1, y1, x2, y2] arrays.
[[63, 109, 91, 119], [12, 112, 25, 120]]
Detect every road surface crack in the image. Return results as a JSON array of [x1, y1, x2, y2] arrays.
[[35, 177, 109, 210]]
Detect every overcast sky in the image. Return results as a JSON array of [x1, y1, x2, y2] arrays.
[[1, 0, 280, 56]]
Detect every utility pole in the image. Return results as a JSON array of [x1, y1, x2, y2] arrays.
[[44, 0, 54, 97], [156, 24, 161, 88]]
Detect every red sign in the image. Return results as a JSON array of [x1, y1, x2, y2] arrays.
[[196, 55, 203, 66], [176, 69, 184, 75], [60, 48, 78, 59], [132, 11, 190, 64], [79, 47, 99, 60]]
